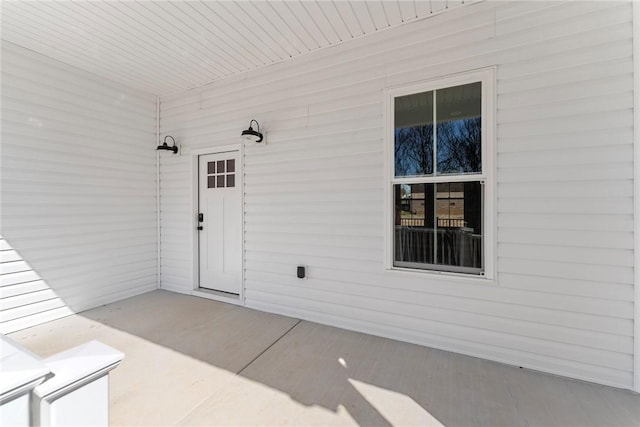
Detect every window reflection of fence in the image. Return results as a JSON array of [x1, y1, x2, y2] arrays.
[[395, 226, 481, 268], [399, 218, 467, 228]]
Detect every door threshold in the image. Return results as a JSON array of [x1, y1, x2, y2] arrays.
[[192, 288, 243, 306]]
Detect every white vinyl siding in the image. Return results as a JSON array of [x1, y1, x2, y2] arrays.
[[0, 41, 158, 334], [159, 1, 635, 389]]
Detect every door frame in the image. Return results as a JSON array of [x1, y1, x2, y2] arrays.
[[190, 144, 245, 306]]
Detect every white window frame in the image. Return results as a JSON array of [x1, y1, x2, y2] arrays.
[[383, 68, 496, 281]]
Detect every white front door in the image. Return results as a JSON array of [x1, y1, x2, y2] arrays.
[[198, 151, 241, 294]]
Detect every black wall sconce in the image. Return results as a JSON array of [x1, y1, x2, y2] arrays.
[[157, 135, 178, 154], [241, 119, 264, 143]]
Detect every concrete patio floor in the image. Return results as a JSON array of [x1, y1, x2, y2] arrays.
[[8, 290, 640, 426]]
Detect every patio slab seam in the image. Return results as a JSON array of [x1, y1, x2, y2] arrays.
[[236, 319, 302, 376], [173, 319, 303, 426]]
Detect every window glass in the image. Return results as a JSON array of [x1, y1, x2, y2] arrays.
[[394, 181, 483, 272], [394, 183, 435, 265], [390, 72, 491, 276], [394, 91, 434, 177], [436, 82, 482, 175]]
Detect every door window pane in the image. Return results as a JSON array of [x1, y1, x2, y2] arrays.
[[436, 82, 482, 175], [394, 91, 434, 177], [226, 174, 235, 188], [208, 176, 216, 188], [208, 162, 216, 174]]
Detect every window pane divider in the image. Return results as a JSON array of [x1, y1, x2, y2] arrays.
[[392, 175, 485, 185]]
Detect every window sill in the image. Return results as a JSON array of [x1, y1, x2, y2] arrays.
[[384, 266, 498, 287]]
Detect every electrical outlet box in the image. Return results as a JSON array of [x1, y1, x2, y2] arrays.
[[297, 265, 306, 279]]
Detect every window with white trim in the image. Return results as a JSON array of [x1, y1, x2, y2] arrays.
[[386, 69, 494, 277]]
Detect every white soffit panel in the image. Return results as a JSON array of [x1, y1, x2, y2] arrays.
[[0, 0, 472, 96]]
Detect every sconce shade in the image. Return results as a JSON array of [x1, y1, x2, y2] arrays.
[[157, 135, 178, 153], [241, 120, 263, 143]]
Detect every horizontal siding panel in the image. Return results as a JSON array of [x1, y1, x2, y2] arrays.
[[497, 213, 634, 232], [5, 255, 157, 279], [246, 277, 632, 356], [1, 152, 154, 179], [498, 128, 633, 153], [243, 201, 382, 217], [1, 271, 42, 287], [499, 228, 633, 250], [1, 298, 69, 323], [165, 77, 386, 126], [246, 266, 634, 325], [1, 280, 50, 299], [0, 42, 156, 109], [1, 78, 155, 126], [1, 289, 61, 311], [498, 163, 633, 183], [498, 28, 632, 80], [0, 250, 22, 263], [246, 289, 633, 375], [246, 241, 382, 263], [498, 244, 633, 268], [245, 259, 633, 327], [246, 223, 382, 240], [247, 298, 632, 389], [1, 44, 157, 333], [498, 110, 633, 139], [246, 230, 382, 249], [0, 307, 75, 335], [498, 258, 633, 285], [159, 1, 635, 390], [495, 1, 624, 35], [499, 181, 633, 199], [499, 92, 633, 125], [498, 57, 633, 97], [0, 242, 156, 263], [497, 197, 633, 215], [3, 209, 153, 222], [1, 123, 154, 158], [245, 189, 382, 205], [386, 20, 630, 88], [0, 261, 31, 275], [245, 154, 381, 177], [498, 70, 633, 108], [2, 103, 152, 140]]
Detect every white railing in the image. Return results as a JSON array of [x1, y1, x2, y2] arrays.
[[399, 218, 467, 228]]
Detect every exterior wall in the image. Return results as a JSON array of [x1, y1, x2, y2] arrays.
[[1, 41, 158, 333], [159, 2, 636, 389]]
